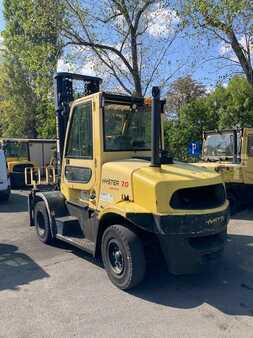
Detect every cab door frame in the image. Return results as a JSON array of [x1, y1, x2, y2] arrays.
[[242, 128, 253, 184], [60, 93, 101, 237]]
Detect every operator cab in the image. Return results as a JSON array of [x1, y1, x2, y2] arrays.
[[103, 95, 151, 154], [55, 73, 167, 207], [55, 73, 166, 168], [202, 130, 242, 163], [0, 139, 30, 161]]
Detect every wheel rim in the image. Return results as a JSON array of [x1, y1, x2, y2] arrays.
[[108, 240, 124, 275], [37, 212, 46, 237]]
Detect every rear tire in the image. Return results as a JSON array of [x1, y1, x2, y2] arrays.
[[34, 201, 53, 244], [101, 225, 146, 290]]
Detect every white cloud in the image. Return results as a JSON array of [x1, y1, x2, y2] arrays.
[[114, 4, 180, 39], [146, 6, 179, 38], [77, 59, 97, 76], [57, 56, 97, 76], [57, 57, 74, 72]]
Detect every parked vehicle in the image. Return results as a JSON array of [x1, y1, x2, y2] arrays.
[[194, 128, 253, 213], [0, 138, 56, 188], [0, 150, 10, 201], [28, 72, 229, 290]]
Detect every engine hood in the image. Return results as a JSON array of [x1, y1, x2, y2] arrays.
[[99, 159, 226, 214], [192, 161, 243, 183], [193, 161, 240, 169]]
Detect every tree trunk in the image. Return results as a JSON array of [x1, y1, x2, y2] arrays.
[[228, 30, 253, 87], [130, 31, 142, 97]]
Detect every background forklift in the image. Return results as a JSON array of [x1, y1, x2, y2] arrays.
[[0, 138, 56, 188], [28, 72, 229, 290], [195, 128, 253, 213]]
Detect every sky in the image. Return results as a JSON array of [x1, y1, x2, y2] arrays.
[[0, 1, 247, 94], [55, 2, 241, 94], [0, 0, 4, 32]]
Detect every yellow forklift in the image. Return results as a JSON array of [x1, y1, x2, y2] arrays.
[[195, 128, 253, 213], [28, 72, 229, 290], [0, 138, 55, 188]]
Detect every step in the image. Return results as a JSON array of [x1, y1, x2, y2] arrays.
[[55, 216, 82, 236], [55, 234, 95, 255]]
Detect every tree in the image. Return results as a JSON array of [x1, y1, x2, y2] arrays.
[[164, 76, 253, 161], [179, 0, 253, 87], [0, 0, 63, 138], [164, 96, 219, 160], [62, 0, 183, 96], [166, 75, 206, 117], [0, 58, 38, 137], [215, 76, 253, 129]]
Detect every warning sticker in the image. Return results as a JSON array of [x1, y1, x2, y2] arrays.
[[100, 192, 113, 203]]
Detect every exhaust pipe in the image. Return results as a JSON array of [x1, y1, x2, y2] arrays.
[[150, 86, 161, 167]]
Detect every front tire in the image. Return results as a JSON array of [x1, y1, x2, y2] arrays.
[[101, 225, 146, 290], [34, 201, 53, 244]]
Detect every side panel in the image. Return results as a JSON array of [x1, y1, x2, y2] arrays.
[[28, 142, 56, 169], [29, 143, 43, 168], [0, 150, 8, 191], [242, 128, 253, 184], [43, 142, 56, 167]]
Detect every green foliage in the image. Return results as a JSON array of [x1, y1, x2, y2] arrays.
[[0, 0, 63, 138], [0, 59, 38, 137], [164, 76, 253, 161], [179, 0, 253, 87], [217, 77, 253, 128], [183, 0, 252, 22]]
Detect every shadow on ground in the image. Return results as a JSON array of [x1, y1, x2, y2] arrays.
[[128, 233, 253, 317], [52, 230, 253, 317], [0, 244, 49, 291], [54, 239, 103, 268], [0, 192, 28, 213], [231, 207, 253, 221]]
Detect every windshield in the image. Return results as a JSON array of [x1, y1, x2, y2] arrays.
[[4, 142, 29, 159], [104, 102, 151, 151], [202, 132, 240, 160]]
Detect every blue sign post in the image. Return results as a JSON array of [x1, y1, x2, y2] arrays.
[[188, 141, 201, 157]]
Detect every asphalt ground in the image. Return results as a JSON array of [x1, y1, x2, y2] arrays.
[[0, 190, 253, 337]]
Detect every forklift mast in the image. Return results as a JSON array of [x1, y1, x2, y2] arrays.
[[54, 72, 102, 173]]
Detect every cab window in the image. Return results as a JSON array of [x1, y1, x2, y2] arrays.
[[103, 103, 151, 151], [66, 102, 93, 159]]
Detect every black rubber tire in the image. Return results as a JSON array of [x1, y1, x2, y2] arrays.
[[34, 201, 53, 244], [101, 225, 146, 290]]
